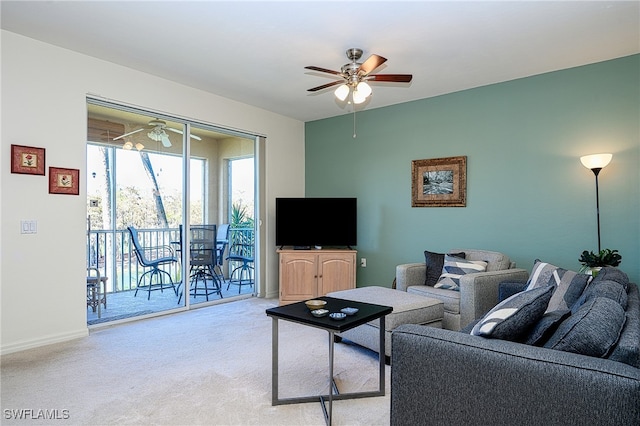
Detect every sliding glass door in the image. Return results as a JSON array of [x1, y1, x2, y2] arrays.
[[86, 100, 257, 325]]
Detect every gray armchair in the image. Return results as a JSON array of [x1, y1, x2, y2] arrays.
[[395, 249, 529, 330]]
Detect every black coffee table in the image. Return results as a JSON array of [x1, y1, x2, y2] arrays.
[[266, 296, 393, 426]]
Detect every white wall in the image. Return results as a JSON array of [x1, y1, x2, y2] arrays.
[[0, 31, 305, 354]]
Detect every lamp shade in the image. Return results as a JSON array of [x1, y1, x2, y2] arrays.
[[580, 153, 612, 170], [356, 81, 372, 98], [334, 84, 349, 101], [352, 89, 367, 104]]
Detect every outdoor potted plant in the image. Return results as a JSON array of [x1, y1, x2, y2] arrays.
[[578, 248, 622, 276]]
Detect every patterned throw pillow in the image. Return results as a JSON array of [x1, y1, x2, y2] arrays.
[[434, 255, 488, 291], [471, 285, 554, 340], [525, 260, 592, 311], [424, 250, 466, 286]]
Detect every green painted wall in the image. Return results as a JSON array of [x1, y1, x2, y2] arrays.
[[305, 55, 639, 286]]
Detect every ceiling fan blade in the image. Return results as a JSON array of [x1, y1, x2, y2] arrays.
[[367, 74, 413, 83], [307, 80, 344, 92], [358, 54, 387, 76], [304, 66, 342, 76], [112, 128, 144, 141], [167, 127, 202, 140]]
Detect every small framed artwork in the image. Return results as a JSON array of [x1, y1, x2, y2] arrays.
[[411, 156, 467, 207], [11, 144, 46, 175], [49, 167, 80, 195]]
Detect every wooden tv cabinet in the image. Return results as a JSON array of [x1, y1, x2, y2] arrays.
[[277, 248, 356, 305]]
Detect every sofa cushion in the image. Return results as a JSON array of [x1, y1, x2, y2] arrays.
[[424, 251, 465, 286], [573, 279, 628, 311], [523, 309, 571, 346], [450, 248, 512, 272], [607, 284, 640, 368], [471, 285, 554, 340], [544, 296, 626, 358], [525, 260, 592, 311], [591, 266, 630, 290], [434, 255, 488, 291], [408, 285, 461, 315]]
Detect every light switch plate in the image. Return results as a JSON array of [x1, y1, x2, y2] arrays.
[[21, 220, 37, 234]]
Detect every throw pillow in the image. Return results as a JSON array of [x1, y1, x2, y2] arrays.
[[525, 260, 592, 311], [522, 309, 571, 346], [544, 297, 626, 358], [471, 285, 554, 340], [572, 279, 628, 312], [424, 250, 465, 286], [434, 255, 487, 291], [591, 266, 630, 290]]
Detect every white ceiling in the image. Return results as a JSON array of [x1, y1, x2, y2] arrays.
[[2, 1, 638, 122]]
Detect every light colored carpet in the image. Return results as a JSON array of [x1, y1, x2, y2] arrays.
[[1, 297, 390, 425]]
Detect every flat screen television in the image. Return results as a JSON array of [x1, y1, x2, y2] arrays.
[[275, 197, 357, 249]]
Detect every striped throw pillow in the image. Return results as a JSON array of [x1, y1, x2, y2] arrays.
[[525, 260, 592, 311], [434, 255, 488, 291]]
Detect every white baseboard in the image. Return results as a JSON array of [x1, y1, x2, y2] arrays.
[[1, 328, 88, 356], [265, 290, 279, 299]]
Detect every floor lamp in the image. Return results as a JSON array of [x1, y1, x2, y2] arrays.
[[580, 153, 613, 252]]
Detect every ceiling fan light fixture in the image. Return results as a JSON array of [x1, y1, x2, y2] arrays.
[[352, 88, 367, 104], [335, 84, 350, 101], [356, 81, 372, 98], [123, 141, 133, 150], [135, 142, 144, 151]]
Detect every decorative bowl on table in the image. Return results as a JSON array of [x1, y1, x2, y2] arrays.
[[311, 309, 329, 317], [305, 299, 327, 310], [329, 312, 347, 320], [340, 307, 359, 316]]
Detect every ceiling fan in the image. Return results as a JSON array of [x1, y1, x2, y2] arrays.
[[113, 119, 201, 148], [305, 48, 413, 104]]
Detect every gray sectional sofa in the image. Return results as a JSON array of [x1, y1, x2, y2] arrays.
[[390, 266, 640, 425]]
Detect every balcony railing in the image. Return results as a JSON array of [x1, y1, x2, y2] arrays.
[[87, 226, 254, 294]]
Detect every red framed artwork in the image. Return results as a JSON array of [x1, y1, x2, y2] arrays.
[[49, 167, 80, 195], [11, 144, 46, 175]]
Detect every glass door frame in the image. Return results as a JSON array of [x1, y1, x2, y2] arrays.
[[87, 96, 261, 323]]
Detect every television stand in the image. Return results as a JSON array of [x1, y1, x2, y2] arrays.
[[277, 248, 357, 305]]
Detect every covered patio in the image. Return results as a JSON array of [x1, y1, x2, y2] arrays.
[[87, 278, 254, 325], [87, 226, 255, 325]]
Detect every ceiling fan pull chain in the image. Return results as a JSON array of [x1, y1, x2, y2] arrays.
[[353, 105, 357, 138]]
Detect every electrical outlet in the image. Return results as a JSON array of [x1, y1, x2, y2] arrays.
[[90, 199, 99, 207], [360, 258, 367, 267]]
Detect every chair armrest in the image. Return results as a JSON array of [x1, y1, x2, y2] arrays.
[[395, 263, 426, 292], [458, 268, 529, 326], [138, 245, 177, 261]]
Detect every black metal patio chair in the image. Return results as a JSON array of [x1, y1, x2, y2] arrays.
[[127, 226, 179, 300], [226, 230, 255, 294], [181, 224, 224, 303]]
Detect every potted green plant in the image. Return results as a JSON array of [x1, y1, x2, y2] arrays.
[[578, 248, 622, 276]]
